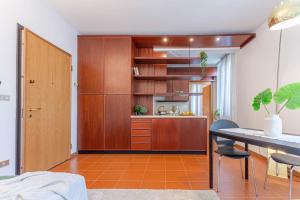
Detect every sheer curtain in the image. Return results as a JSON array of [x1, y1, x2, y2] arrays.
[[217, 54, 236, 120], [190, 83, 203, 116]]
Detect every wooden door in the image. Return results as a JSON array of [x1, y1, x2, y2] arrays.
[[179, 118, 207, 150], [78, 95, 104, 150], [104, 95, 131, 150], [152, 119, 180, 150], [103, 37, 132, 94], [78, 37, 104, 94], [22, 29, 71, 172]]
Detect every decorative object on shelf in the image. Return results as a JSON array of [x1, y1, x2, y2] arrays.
[[157, 106, 167, 115], [252, 82, 300, 137], [133, 66, 140, 76], [268, 0, 300, 30], [199, 51, 208, 76], [180, 111, 195, 116], [213, 109, 220, 121], [134, 104, 148, 115]]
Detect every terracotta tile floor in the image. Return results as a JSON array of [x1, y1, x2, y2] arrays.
[[51, 154, 300, 199]]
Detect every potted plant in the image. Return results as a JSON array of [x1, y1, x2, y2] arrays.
[[134, 105, 148, 115], [213, 109, 220, 121], [199, 51, 208, 76], [252, 82, 300, 137]]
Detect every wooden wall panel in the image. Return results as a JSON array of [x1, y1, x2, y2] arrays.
[[104, 37, 132, 94], [78, 37, 104, 94], [105, 95, 131, 150], [78, 95, 104, 150]]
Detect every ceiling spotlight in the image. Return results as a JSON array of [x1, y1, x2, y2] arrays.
[[189, 37, 194, 42], [162, 37, 168, 43], [216, 37, 221, 41]]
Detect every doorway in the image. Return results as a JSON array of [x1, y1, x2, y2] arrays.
[[17, 26, 72, 173]]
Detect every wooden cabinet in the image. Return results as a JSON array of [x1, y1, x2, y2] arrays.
[[78, 95, 104, 150], [179, 118, 207, 150], [131, 119, 152, 150], [172, 80, 189, 101], [166, 80, 189, 101], [78, 37, 133, 151], [105, 95, 131, 150], [104, 37, 132, 94], [152, 118, 180, 150], [78, 37, 104, 94], [152, 118, 207, 151]]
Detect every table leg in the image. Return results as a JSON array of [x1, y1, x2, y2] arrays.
[[209, 132, 213, 188], [245, 143, 249, 179]]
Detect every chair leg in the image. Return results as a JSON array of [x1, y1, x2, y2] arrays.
[[250, 157, 258, 197], [217, 156, 222, 192], [240, 159, 244, 179], [289, 166, 294, 200], [264, 156, 271, 190]]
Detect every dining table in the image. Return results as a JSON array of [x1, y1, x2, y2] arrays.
[[209, 128, 300, 189]]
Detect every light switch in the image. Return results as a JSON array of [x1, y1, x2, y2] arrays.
[[0, 160, 9, 168], [0, 95, 10, 101]]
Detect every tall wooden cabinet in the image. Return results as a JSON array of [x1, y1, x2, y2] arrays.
[[104, 95, 131, 150], [103, 38, 132, 94], [78, 36, 132, 151]]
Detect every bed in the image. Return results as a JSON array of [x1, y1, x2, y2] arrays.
[[0, 171, 88, 200]]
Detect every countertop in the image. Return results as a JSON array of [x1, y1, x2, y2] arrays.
[[131, 115, 207, 119]]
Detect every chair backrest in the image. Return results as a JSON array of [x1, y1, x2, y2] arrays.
[[210, 120, 239, 146], [210, 119, 239, 131]]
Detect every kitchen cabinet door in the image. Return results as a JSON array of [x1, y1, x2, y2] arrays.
[[172, 80, 189, 101], [104, 95, 131, 150], [78, 95, 104, 150], [179, 118, 207, 151], [78, 37, 104, 94], [152, 119, 180, 150], [103, 37, 132, 94]]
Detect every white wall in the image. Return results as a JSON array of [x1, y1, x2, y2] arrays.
[[236, 21, 300, 156], [236, 21, 300, 134], [0, 0, 78, 176]]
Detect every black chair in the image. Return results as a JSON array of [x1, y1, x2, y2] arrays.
[[264, 153, 300, 200], [210, 120, 258, 197]]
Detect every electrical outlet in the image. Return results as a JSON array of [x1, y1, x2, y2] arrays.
[[0, 160, 9, 168], [0, 95, 10, 101]]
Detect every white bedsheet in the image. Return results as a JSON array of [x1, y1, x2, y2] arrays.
[[0, 171, 88, 200]]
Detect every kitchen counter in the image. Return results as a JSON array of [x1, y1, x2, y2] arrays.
[[131, 116, 207, 152], [131, 115, 207, 119]]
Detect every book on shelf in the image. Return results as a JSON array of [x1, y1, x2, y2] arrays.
[[133, 66, 140, 76]]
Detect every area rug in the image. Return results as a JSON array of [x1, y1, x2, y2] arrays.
[[88, 189, 219, 200]]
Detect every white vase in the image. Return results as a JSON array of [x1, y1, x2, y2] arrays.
[[264, 115, 282, 138]]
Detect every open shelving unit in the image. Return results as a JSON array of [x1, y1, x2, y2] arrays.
[[134, 75, 216, 81], [134, 57, 201, 64]]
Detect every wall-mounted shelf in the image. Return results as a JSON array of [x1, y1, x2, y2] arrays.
[[134, 57, 200, 65], [134, 75, 215, 81], [133, 92, 203, 96]]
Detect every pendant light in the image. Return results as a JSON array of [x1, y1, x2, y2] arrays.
[[269, 0, 300, 30]]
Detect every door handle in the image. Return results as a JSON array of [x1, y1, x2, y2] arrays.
[[28, 108, 41, 112]]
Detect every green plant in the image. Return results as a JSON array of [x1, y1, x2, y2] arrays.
[[199, 51, 208, 75], [134, 105, 148, 115], [213, 109, 220, 120], [252, 82, 300, 114]]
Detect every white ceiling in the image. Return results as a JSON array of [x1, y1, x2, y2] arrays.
[[45, 0, 281, 35]]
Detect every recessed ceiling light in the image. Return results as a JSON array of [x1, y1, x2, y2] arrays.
[[162, 37, 168, 43], [216, 37, 221, 41], [189, 37, 194, 42]]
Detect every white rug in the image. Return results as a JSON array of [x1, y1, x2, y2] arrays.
[[88, 189, 219, 200]]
